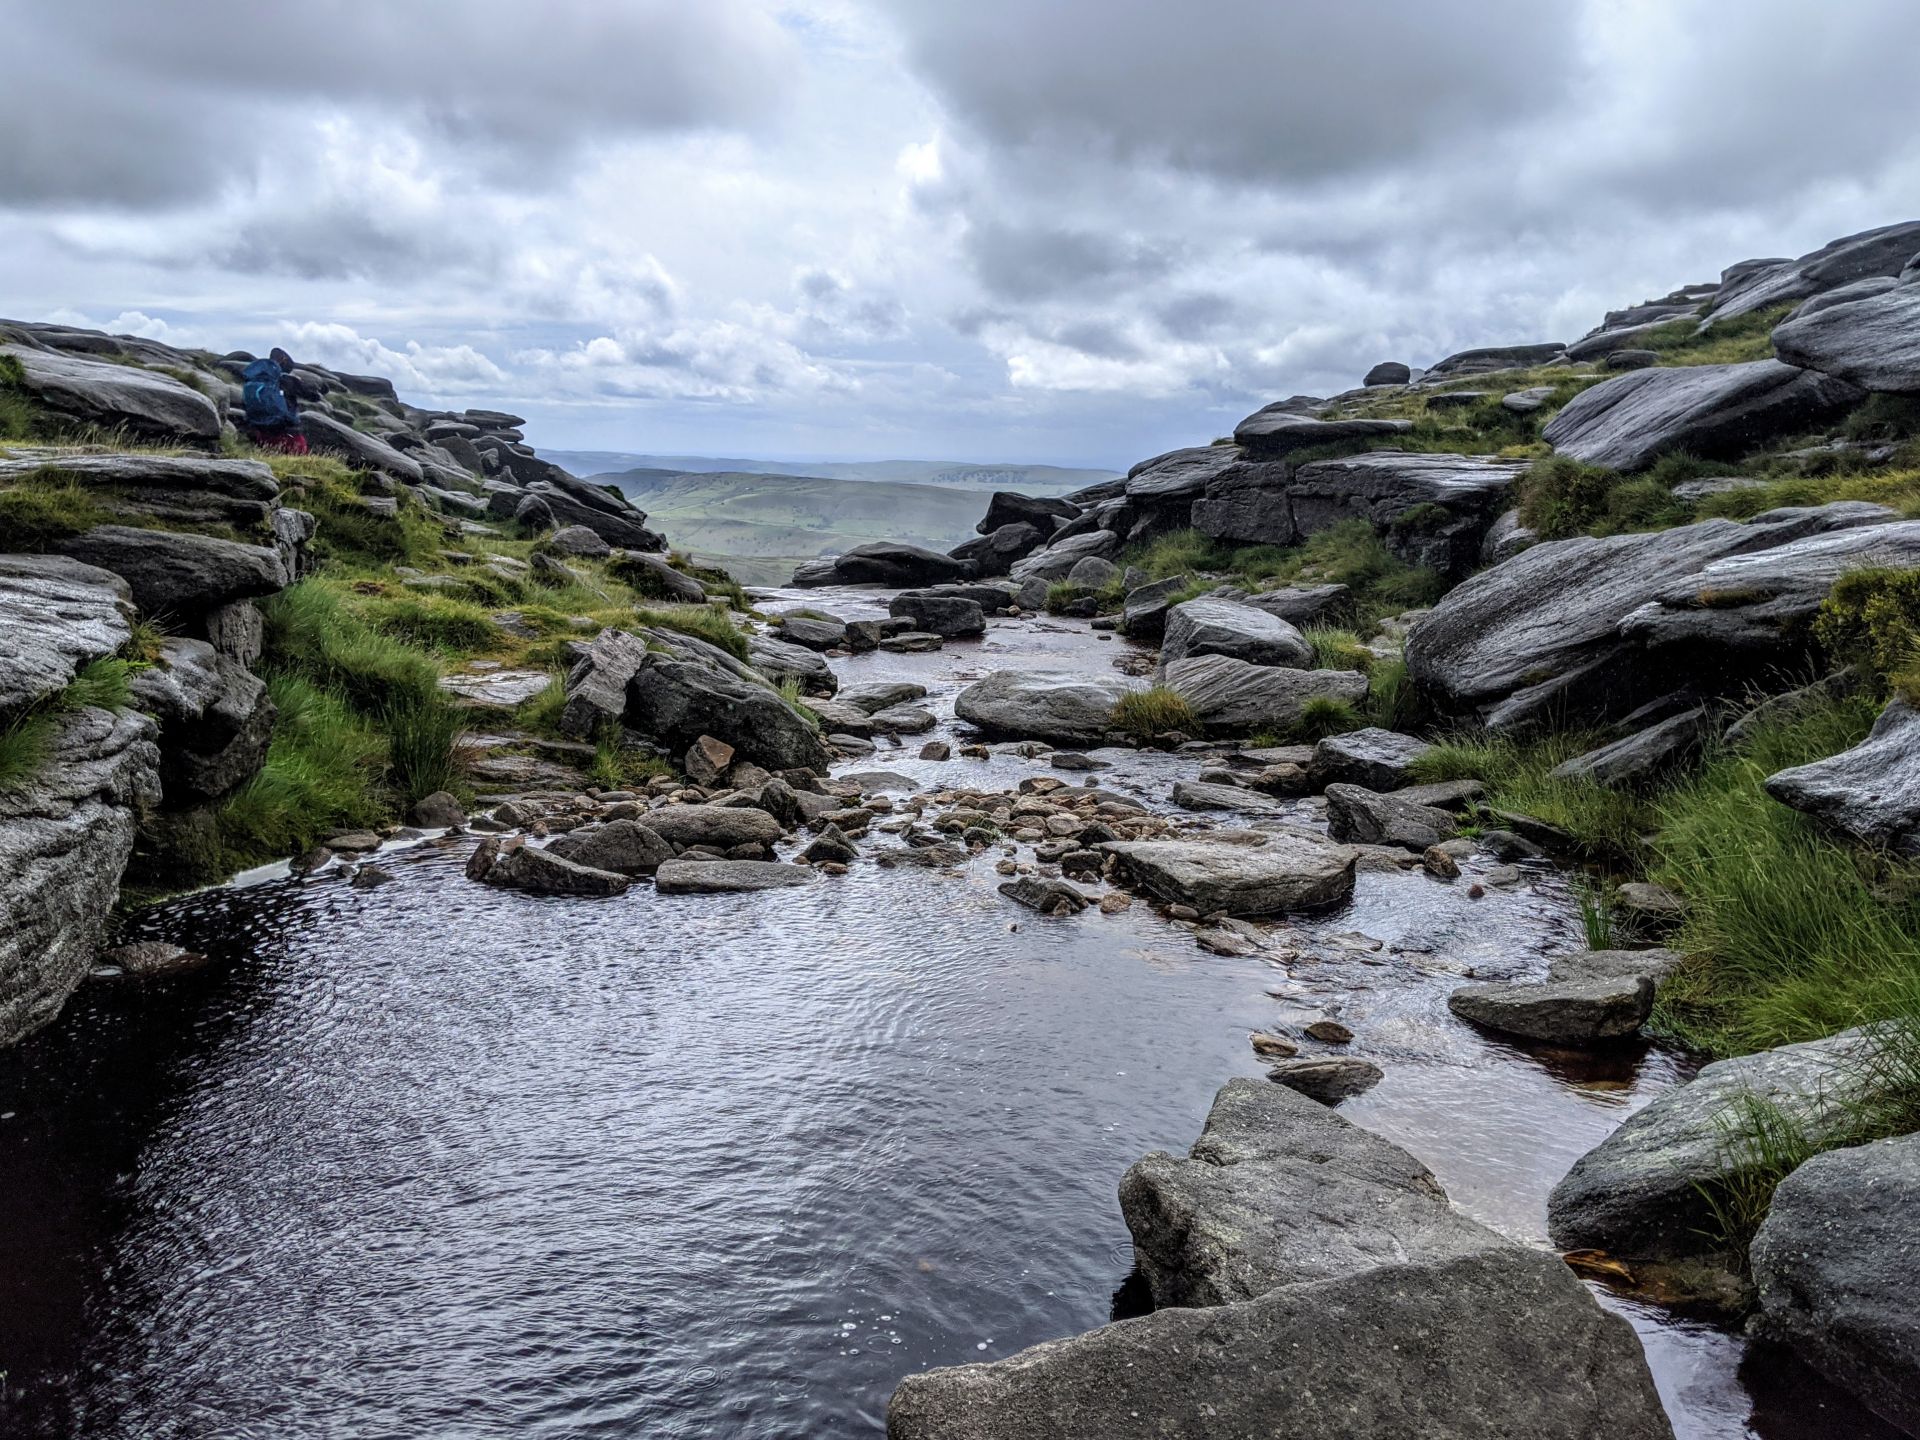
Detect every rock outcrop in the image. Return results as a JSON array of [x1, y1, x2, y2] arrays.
[[1406, 503, 1898, 728], [1101, 833, 1357, 914], [1542, 361, 1864, 471], [954, 670, 1132, 744], [1163, 654, 1368, 734], [1773, 269, 1920, 395], [1159, 596, 1311, 670]]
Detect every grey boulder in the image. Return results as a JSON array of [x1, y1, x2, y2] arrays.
[[954, 670, 1133, 744], [631, 804, 780, 851], [1231, 406, 1410, 458], [482, 844, 631, 897], [1548, 1025, 1899, 1263], [626, 652, 833, 774], [54, 525, 289, 620], [0, 555, 134, 711], [547, 819, 675, 876], [794, 541, 972, 588], [1773, 279, 1920, 395], [1324, 784, 1457, 850], [1160, 596, 1311, 670], [1542, 360, 1863, 471], [1309, 727, 1431, 791], [1764, 697, 1920, 854], [890, 592, 985, 637], [1751, 1133, 1920, 1436], [303, 411, 425, 482], [1164, 654, 1368, 734], [1102, 832, 1356, 915], [2, 344, 220, 444]]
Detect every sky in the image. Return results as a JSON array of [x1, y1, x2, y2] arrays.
[[4, 0, 1919, 470]]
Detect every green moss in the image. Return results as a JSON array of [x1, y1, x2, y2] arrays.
[[0, 475, 118, 549], [1813, 567, 1920, 697]]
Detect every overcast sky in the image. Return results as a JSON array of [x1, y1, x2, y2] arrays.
[[4, 0, 1918, 468]]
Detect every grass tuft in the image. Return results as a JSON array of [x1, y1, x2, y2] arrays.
[[1111, 685, 1196, 739]]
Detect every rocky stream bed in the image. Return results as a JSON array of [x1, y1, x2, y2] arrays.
[[0, 597, 1897, 1439]]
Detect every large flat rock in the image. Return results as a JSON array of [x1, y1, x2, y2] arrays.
[[654, 859, 816, 894], [53, 524, 289, 620], [1102, 833, 1356, 915], [954, 670, 1132, 744], [1773, 275, 1920, 395], [886, 1247, 1673, 1440], [3, 344, 221, 444], [1541, 360, 1864, 471], [1120, 1079, 1472, 1306], [1160, 596, 1311, 670], [1163, 653, 1368, 734], [1406, 503, 1896, 729]]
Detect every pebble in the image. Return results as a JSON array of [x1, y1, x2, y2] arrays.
[[1304, 1019, 1354, 1044]]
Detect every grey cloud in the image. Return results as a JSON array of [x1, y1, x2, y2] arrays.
[[1155, 292, 1238, 340], [964, 222, 1175, 301], [1051, 319, 1143, 360], [0, 0, 799, 209], [879, 0, 1580, 185]]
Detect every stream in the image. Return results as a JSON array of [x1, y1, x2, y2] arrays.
[[0, 597, 1897, 1438]]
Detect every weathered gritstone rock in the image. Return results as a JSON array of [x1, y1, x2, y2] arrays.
[[1194, 451, 1527, 575], [0, 705, 161, 1045], [1159, 596, 1311, 671], [1102, 833, 1356, 915], [560, 627, 652, 738], [546, 819, 674, 876], [1406, 503, 1896, 729], [629, 653, 833, 775], [1266, 1055, 1384, 1102], [773, 614, 847, 651], [1168, 779, 1288, 815], [1163, 654, 1368, 734], [954, 670, 1133, 744], [1620, 514, 1920, 656], [1238, 583, 1350, 627], [1231, 405, 1411, 458], [1309, 727, 1431, 791], [1324, 784, 1458, 850], [1448, 972, 1653, 1045], [976, 491, 1076, 534], [892, 1079, 1673, 1440], [1549, 706, 1713, 788], [793, 541, 972, 588], [1706, 220, 1920, 324], [630, 804, 781, 851], [1425, 341, 1568, 377], [838, 681, 930, 714], [1773, 275, 1920, 394], [0, 452, 280, 501], [0, 554, 134, 711], [1364, 360, 1411, 386], [1764, 697, 1920, 855], [2, 343, 221, 444], [482, 843, 630, 897], [303, 411, 425, 482], [129, 637, 275, 803], [890, 592, 985, 637], [654, 859, 816, 894], [746, 635, 839, 697], [609, 550, 706, 603], [1751, 1133, 1920, 1435], [1548, 1026, 1897, 1262], [1121, 1080, 1470, 1306], [1008, 529, 1120, 583], [1116, 574, 1192, 640], [53, 525, 289, 622], [1542, 360, 1865, 471]]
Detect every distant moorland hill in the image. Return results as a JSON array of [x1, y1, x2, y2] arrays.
[[600, 466, 1024, 585], [545, 451, 1115, 493]]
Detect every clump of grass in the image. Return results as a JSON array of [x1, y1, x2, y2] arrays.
[[261, 582, 442, 712], [1693, 1014, 1920, 1259], [1111, 685, 1196, 739], [1812, 566, 1920, 697], [1045, 581, 1095, 614], [632, 604, 748, 661], [1642, 302, 1793, 366], [516, 671, 569, 734], [275, 458, 446, 569], [1573, 876, 1616, 949], [0, 474, 117, 549], [1291, 695, 1362, 742], [214, 674, 387, 864], [360, 593, 500, 654], [1407, 729, 1655, 861], [0, 657, 136, 790], [1305, 626, 1373, 673], [382, 694, 465, 804], [1650, 693, 1920, 1053], [1365, 656, 1423, 731], [1517, 456, 1691, 539], [775, 675, 823, 730]]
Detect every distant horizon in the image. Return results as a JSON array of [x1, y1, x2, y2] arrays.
[[542, 445, 1126, 474]]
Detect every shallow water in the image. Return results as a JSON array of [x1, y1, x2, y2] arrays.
[[0, 598, 1896, 1438]]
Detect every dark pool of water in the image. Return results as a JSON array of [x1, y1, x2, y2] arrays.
[[0, 601, 1897, 1439]]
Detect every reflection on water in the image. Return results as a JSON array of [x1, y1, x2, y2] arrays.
[[0, 599, 1896, 1438]]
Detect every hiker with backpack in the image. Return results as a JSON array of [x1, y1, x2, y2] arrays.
[[240, 346, 308, 454]]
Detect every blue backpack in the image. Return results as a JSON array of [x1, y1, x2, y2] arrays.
[[241, 358, 298, 429]]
